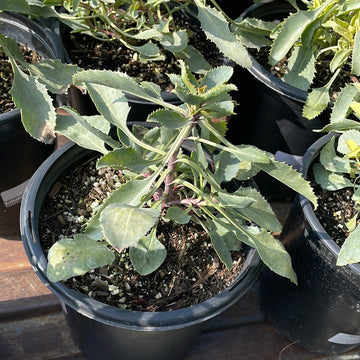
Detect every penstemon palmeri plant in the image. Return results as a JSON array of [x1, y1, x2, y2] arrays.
[[0, 33, 318, 283], [0, 0, 253, 73], [229, 0, 360, 120]]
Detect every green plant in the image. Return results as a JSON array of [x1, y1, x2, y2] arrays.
[[0, 0, 252, 75], [309, 81, 360, 266], [0, 32, 318, 283], [231, 0, 360, 120]]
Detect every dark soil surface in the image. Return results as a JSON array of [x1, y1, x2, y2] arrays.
[[313, 182, 355, 247], [39, 152, 245, 312], [61, 13, 223, 91]]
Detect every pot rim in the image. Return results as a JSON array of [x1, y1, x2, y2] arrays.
[[299, 133, 360, 275], [0, 11, 66, 61], [240, 0, 308, 103], [20, 141, 262, 330]]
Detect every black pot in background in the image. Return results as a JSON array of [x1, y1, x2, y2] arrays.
[[226, 0, 329, 200], [260, 133, 360, 355], [0, 12, 65, 236], [20, 141, 262, 360], [228, 0, 328, 155]]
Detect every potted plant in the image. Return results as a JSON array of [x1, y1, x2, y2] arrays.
[[260, 83, 360, 355], [0, 11, 66, 236], [11, 50, 318, 358], [225, 0, 360, 156], [4, 0, 252, 118]]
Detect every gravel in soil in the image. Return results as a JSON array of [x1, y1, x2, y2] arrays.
[[39, 153, 245, 312]]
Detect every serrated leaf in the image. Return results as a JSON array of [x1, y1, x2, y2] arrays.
[[269, 2, 329, 65], [175, 45, 212, 74], [232, 186, 282, 232], [129, 229, 167, 275], [148, 109, 190, 128], [319, 119, 360, 132], [246, 228, 297, 284], [319, 136, 351, 173], [0, 34, 25, 63], [129, 41, 163, 61], [46, 235, 115, 282], [217, 192, 256, 209], [213, 151, 240, 183], [83, 82, 131, 130], [100, 204, 160, 250], [230, 18, 274, 49], [160, 30, 188, 53], [10, 61, 56, 144], [233, 145, 270, 164], [330, 48, 352, 73], [254, 156, 318, 209], [200, 66, 233, 90], [303, 85, 331, 120], [83, 115, 111, 134], [27, 60, 80, 94], [283, 45, 315, 91], [55, 109, 110, 154], [73, 70, 171, 110], [97, 148, 157, 172], [194, 0, 252, 68], [313, 162, 352, 190], [172, 85, 204, 105], [331, 84, 359, 123], [337, 225, 360, 265], [202, 100, 235, 119]]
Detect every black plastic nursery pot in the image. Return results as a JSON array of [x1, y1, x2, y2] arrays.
[[260, 133, 360, 355], [0, 12, 65, 236], [228, 0, 328, 157], [20, 141, 262, 360]]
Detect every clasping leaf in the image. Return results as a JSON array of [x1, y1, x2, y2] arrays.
[[100, 204, 160, 250]]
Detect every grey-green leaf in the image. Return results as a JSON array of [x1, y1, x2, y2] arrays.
[[46, 235, 115, 282], [246, 228, 297, 284], [233, 186, 282, 232], [97, 148, 157, 173], [100, 204, 160, 250], [194, 0, 252, 68], [56, 110, 110, 154], [148, 109, 190, 129], [85, 178, 155, 240], [303, 86, 330, 120], [313, 162, 352, 190], [166, 207, 191, 225], [254, 156, 318, 209], [337, 225, 360, 266], [207, 220, 234, 270], [129, 229, 167, 276], [10, 61, 56, 144]]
